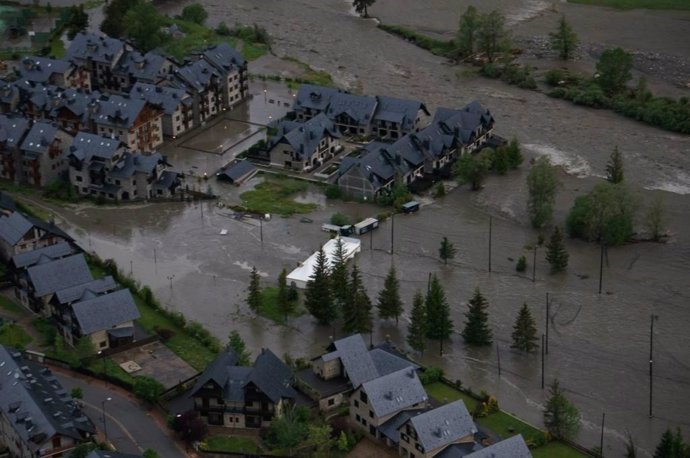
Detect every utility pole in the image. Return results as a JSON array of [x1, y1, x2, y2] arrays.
[[545, 292, 550, 355], [532, 246, 537, 283], [496, 342, 501, 377], [390, 213, 394, 255], [129, 260, 133, 277], [541, 334, 545, 389], [370, 229, 373, 251], [598, 242, 604, 294], [649, 314, 658, 418], [600, 411, 606, 457], [259, 217, 263, 248], [488, 216, 492, 273]]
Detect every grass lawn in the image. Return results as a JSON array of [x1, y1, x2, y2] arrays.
[[134, 297, 216, 371], [0, 296, 25, 314], [568, 0, 690, 9], [0, 323, 33, 349], [85, 357, 135, 386], [532, 442, 590, 457], [204, 435, 260, 454], [257, 287, 303, 324], [49, 36, 65, 58], [477, 411, 546, 445], [424, 382, 479, 411], [239, 175, 318, 216]]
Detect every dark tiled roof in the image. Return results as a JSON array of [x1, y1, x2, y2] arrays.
[[116, 51, 171, 83], [54, 276, 117, 305], [0, 114, 31, 148], [361, 366, 427, 418], [435, 442, 483, 458], [408, 400, 477, 452], [12, 241, 74, 269], [249, 348, 297, 403], [378, 409, 424, 443], [218, 160, 256, 182], [0, 211, 33, 246], [0, 191, 17, 211], [293, 84, 339, 112], [190, 351, 238, 396], [296, 369, 350, 398], [0, 78, 19, 105], [326, 92, 377, 125], [224, 366, 253, 402], [92, 94, 147, 129], [130, 82, 191, 115], [71, 288, 140, 334], [464, 435, 532, 458], [369, 347, 419, 376], [280, 113, 340, 160], [0, 345, 95, 454], [69, 132, 122, 162], [50, 88, 100, 124], [27, 253, 93, 297], [108, 151, 163, 178], [338, 142, 413, 193], [329, 334, 379, 388], [67, 33, 125, 65], [20, 121, 60, 155], [374, 96, 428, 131], [202, 42, 246, 72], [17, 57, 72, 84], [174, 60, 219, 92]]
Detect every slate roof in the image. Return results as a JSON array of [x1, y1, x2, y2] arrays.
[[11, 241, 74, 269], [378, 409, 424, 443], [86, 450, 143, 458], [373, 96, 428, 131], [0, 79, 19, 105], [202, 42, 246, 73], [327, 334, 379, 388], [71, 288, 140, 334], [224, 366, 253, 402], [0, 114, 31, 149], [434, 442, 484, 458], [116, 51, 171, 83], [0, 345, 95, 454], [50, 88, 100, 124], [464, 435, 532, 458], [369, 348, 419, 376], [20, 121, 60, 156], [407, 400, 477, 453], [17, 57, 72, 83], [69, 132, 122, 162], [27, 253, 93, 297], [108, 151, 163, 178], [130, 82, 191, 115], [293, 84, 339, 112], [0, 211, 33, 246], [54, 276, 117, 305], [0, 191, 17, 212], [218, 160, 256, 183], [360, 366, 427, 418], [91, 94, 148, 129], [249, 348, 298, 403], [326, 92, 377, 126], [190, 351, 238, 396], [174, 60, 219, 92], [67, 33, 125, 66], [296, 368, 350, 397], [338, 142, 416, 193], [279, 113, 341, 160]]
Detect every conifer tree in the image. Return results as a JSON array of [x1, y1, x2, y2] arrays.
[[546, 226, 569, 273], [549, 15, 579, 60], [425, 274, 453, 356], [330, 238, 349, 313], [228, 330, 251, 366], [543, 379, 581, 440], [407, 290, 427, 354], [377, 264, 403, 324], [511, 303, 538, 352], [462, 287, 493, 346], [342, 264, 372, 335], [606, 146, 624, 184], [304, 249, 335, 325], [247, 266, 262, 312], [277, 268, 291, 322], [439, 236, 457, 265], [506, 137, 524, 169], [654, 429, 676, 458]]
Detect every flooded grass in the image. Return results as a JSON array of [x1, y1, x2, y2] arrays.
[[425, 381, 479, 410], [568, 0, 690, 9], [239, 175, 319, 216], [531, 442, 590, 457], [0, 323, 33, 349], [203, 436, 261, 454], [377, 24, 455, 57], [257, 287, 304, 325], [476, 411, 546, 446]]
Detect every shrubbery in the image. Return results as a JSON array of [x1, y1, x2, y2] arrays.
[[480, 63, 537, 90], [419, 367, 445, 385]]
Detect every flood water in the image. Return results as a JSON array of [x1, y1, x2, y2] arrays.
[[36, 0, 690, 455]]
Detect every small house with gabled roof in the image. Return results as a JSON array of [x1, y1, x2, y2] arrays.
[[267, 113, 341, 171], [464, 434, 532, 458], [0, 210, 69, 263], [24, 253, 93, 313], [372, 96, 429, 139]]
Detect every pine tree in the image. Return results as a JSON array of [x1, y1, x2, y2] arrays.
[[543, 379, 581, 440], [304, 249, 335, 325], [352, 0, 375, 17], [549, 15, 579, 60], [654, 428, 690, 458], [342, 264, 373, 335], [407, 290, 427, 354], [545, 226, 569, 273], [606, 146, 624, 184], [330, 238, 349, 313], [425, 274, 453, 356], [439, 236, 457, 265], [228, 330, 251, 366], [506, 137, 523, 169], [462, 287, 493, 346], [247, 266, 262, 311], [511, 303, 538, 352], [527, 156, 561, 228], [277, 268, 291, 322], [377, 264, 403, 324], [456, 5, 482, 57]]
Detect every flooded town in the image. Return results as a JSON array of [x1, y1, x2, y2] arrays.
[[0, 0, 688, 457]]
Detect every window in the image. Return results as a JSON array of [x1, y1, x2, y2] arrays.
[[99, 341, 107, 348], [362, 419, 367, 426], [369, 410, 373, 418], [353, 400, 359, 408], [355, 414, 360, 422], [76, 176, 83, 182], [360, 391, 368, 403], [401, 433, 409, 443], [327, 398, 335, 406]]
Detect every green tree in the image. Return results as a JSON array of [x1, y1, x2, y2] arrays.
[[330, 212, 350, 226], [172, 410, 208, 443], [124, 2, 164, 52], [654, 429, 677, 458], [336, 431, 349, 452], [511, 303, 538, 352], [487, 147, 509, 175], [407, 290, 427, 354], [74, 336, 95, 360], [69, 443, 101, 458], [305, 248, 335, 325], [596, 47, 633, 95], [645, 195, 667, 241], [277, 268, 291, 322], [66, 5, 89, 40], [425, 274, 453, 356], [456, 5, 482, 57], [70, 387, 83, 400], [549, 15, 578, 60], [180, 3, 207, 25], [462, 287, 492, 346], [439, 236, 457, 265], [352, 0, 375, 17], [606, 146, 624, 184], [506, 137, 524, 169], [545, 226, 569, 273], [101, 0, 140, 37], [264, 406, 310, 451], [543, 379, 581, 440], [247, 266, 262, 312], [377, 264, 403, 324], [133, 376, 165, 404], [342, 264, 373, 335], [309, 423, 336, 458], [330, 238, 349, 314], [142, 450, 159, 458], [527, 156, 561, 228], [476, 10, 510, 62], [453, 153, 490, 191], [228, 330, 251, 366]]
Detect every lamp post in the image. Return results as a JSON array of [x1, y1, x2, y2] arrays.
[[167, 274, 175, 290], [97, 350, 107, 388], [101, 397, 112, 445], [649, 314, 659, 418]]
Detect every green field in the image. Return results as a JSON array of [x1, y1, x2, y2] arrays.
[[0, 323, 33, 349], [257, 287, 304, 324], [425, 382, 479, 410], [568, 0, 690, 9], [476, 411, 546, 446], [239, 175, 318, 216], [204, 436, 260, 454], [0, 296, 25, 314], [531, 442, 590, 457]]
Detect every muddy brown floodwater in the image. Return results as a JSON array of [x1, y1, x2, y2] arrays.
[[32, 0, 690, 455]]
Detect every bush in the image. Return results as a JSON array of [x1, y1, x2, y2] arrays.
[[516, 255, 527, 272], [325, 184, 342, 199], [434, 182, 446, 197], [215, 21, 230, 36], [330, 212, 350, 226], [154, 326, 175, 342], [419, 367, 444, 385]]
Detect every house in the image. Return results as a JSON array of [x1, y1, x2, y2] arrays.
[[0, 211, 69, 263], [14, 82, 61, 121], [106, 151, 179, 200], [0, 79, 20, 112], [170, 59, 222, 125], [130, 83, 194, 138], [432, 102, 495, 154], [67, 132, 126, 197], [49, 88, 100, 134], [190, 348, 299, 428], [0, 113, 31, 182], [325, 91, 377, 136], [9, 241, 76, 286], [398, 400, 477, 457], [395, 125, 456, 175], [16, 56, 91, 90], [201, 43, 248, 108], [90, 94, 163, 152], [292, 84, 339, 121], [19, 121, 73, 187], [66, 33, 128, 93], [23, 253, 93, 313], [372, 96, 429, 139], [267, 113, 342, 171], [0, 344, 95, 458], [464, 435, 532, 458], [349, 366, 429, 441], [112, 51, 176, 92], [217, 160, 257, 185]]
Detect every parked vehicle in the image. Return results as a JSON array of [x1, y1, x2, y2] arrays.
[[353, 217, 379, 235], [402, 201, 420, 214], [322, 224, 353, 236]]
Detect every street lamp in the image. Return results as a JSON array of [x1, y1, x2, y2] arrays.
[[101, 397, 112, 445], [97, 350, 107, 388], [649, 314, 659, 418], [167, 274, 175, 290]]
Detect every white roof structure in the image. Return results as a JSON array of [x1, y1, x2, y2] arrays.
[[287, 236, 361, 289]]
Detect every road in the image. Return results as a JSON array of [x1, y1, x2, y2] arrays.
[[54, 371, 187, 458]]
